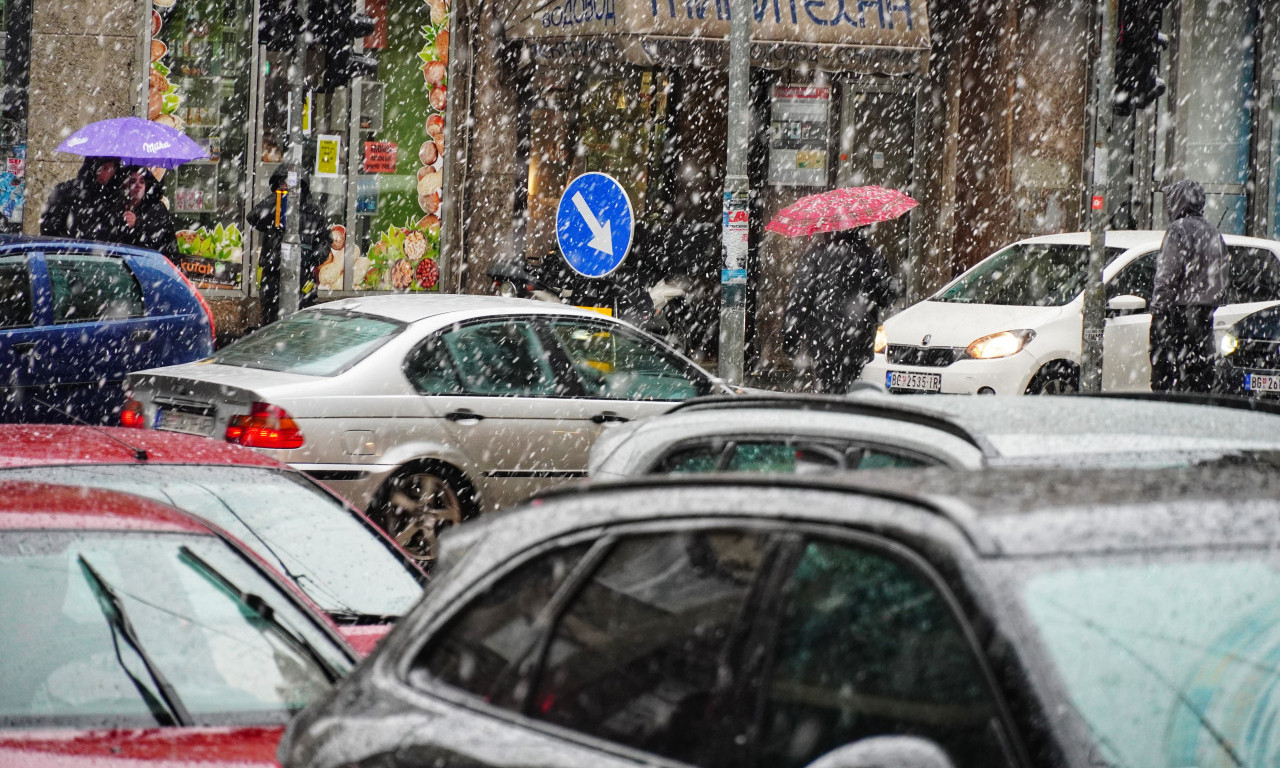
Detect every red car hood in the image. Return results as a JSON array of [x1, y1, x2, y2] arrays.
[[338, 623, 391, 657], [0, 726, 283, 767]]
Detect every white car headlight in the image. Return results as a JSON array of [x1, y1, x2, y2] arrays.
[[965, 330, 1036, 360], [873, 325, 887, 354], [1219, 331, 1239, 357]]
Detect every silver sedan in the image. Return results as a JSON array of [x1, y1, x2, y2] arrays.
[[124, 294, 729, 561]]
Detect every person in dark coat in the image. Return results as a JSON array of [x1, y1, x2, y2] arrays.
[[783, 227, 898, 393], [247, 165, 329, 324], [39, 156, 125, 241], [1149, 179, 1229, 393], [116, 165, 179, 262]]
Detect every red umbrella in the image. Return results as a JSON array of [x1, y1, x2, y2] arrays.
[[765, 185, 917, 238]]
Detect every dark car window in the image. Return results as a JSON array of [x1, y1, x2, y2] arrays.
[[1227, 247, 1280, 304], [547, 319, 707, 400], [0, 255, 32, 328], [416, 542, 591, 709], [442, 321, 560, 396], [935, 244, 1125, 306], [656, 439, 933, 474], [46, 253, 144, 323], [760, 539, 1006, 768], [1107, 252, 1157, 303], [404, 336, 464, 394], [529, 531, 769, 765]]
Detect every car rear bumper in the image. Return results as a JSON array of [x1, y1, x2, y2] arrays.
[[861, 353, 1034, 395]]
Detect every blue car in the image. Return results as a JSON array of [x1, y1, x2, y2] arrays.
[[0, 236, 214, 424]]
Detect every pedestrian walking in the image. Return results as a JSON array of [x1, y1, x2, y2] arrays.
[[39, 156, 125, 241], [783, 226, 898, 393], [116, 165, 180, 262], [1149, 179, 1230, 393], [247, 166, 329, 324]]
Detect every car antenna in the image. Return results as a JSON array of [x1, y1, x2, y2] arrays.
[[31, 397, 149, 461]]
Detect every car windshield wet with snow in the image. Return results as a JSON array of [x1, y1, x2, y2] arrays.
[[279, 465, 1280, 768], [124, 294, 728, 564]]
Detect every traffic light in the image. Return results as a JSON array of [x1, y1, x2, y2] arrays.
[[1113, 0, 1170, 115], [259, 0, 303, 52], [313, 0, 378, 92]]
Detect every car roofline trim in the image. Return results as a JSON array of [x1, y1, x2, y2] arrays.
[[540, 473, 999, 555], [663, 394, 997, 457], [1075, 390, 1280, 417]]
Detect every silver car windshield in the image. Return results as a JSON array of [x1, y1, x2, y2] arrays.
[[0, 465, 424, 619], [934, 244, 1125, 306], [996, 550, 1280, 768], [211, 311, 404, 376]]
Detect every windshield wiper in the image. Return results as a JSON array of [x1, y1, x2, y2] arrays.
[[77, 555, 193, 727], [177, 546, 343, 683], [325, 609, 399, 625]]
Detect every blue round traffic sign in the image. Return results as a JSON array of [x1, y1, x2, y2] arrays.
[[556, 173, 634, 278]]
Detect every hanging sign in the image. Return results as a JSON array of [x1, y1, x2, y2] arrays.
[[768, 86, 830, 187], [315, 134, 342, 177], [363, 141, 398, 173]]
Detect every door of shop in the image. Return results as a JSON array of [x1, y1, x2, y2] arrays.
[[836, 86, 915, 294]]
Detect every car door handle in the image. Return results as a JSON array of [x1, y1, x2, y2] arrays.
[[14, 341, 36, 355], [591, 411, 629, 425], [131, 329, 156, 342], [445, 409, 485, 423]]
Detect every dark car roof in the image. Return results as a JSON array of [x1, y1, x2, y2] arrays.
[[481, 463, 1280, 564], [0, 425, 282, 469], [0, 479, 212, 532]]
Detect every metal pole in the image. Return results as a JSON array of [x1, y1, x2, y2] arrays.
[[1081, 0, 1117, 392], [282, 0, 310, 317], [719, 0, 750, 386]]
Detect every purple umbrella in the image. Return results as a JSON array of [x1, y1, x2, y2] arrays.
[[55, 116, 208, 169]]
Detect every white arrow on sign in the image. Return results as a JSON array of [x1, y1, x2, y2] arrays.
[[572, 191, 614, 256]]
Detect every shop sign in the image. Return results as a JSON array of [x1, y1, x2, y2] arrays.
[[315, 134, 342, 177], [179, 254, 243, 290], [768, 86, 830, 187], [364, 141, 398, 173]]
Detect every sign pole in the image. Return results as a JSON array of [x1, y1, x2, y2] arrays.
[[1082, 0, 1117, 391], [281, 0, 310, 318], [719, 0, 750, 386]]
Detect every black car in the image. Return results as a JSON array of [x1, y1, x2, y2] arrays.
[[1218, 303, 1280, 397], [280, 465, 1280, 768]]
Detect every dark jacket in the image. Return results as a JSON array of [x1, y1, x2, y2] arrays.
[[39, 157, 126, 242], [247, 168, 329, 275], [117, 167, 179, 262], [783, 228, 898, 352], [1151, 179, 1229, 308]]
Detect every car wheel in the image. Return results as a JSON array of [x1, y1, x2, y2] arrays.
[[370, 466, 473, 565], [1025, 362, 1080, 395]]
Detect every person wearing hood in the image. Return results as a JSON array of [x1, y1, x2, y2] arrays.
[[783, 226, 898, 393], [247, 165, 329, 325], [116, 165, 179, 263], [39, 156, 125, 241], [1149, 179, 1229, 393]]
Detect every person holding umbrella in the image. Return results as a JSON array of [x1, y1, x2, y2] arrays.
[[771, 186, 915, 393], [39, 156, 125, 241], [116, 165, 180, 263]]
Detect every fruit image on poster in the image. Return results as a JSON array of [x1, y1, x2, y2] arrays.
[[355, 224, 440, 291], [415, 6, 448, 235]]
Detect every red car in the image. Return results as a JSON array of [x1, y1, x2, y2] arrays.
[[0, 426, 425, 655], [0, 480, 356, 766]]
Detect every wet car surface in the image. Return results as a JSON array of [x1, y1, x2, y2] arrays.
[[280, 464, 1280, 768]]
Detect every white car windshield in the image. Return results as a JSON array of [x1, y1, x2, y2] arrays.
[[212, 311, 404, 376], [935, 244, 1125, 306]]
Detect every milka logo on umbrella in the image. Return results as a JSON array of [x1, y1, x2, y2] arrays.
[[142, 141, 172, 153], [66, 137, 88, 148]]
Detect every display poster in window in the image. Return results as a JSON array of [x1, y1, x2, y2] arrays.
[[316, 134, 342, 177], [147, 0, 250, 291], [351, 0, 449, 293], [768, 86, 830, 187]]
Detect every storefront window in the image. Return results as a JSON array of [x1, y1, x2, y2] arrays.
[[151, 0, 254, 290], [0, 0, 29, 231]]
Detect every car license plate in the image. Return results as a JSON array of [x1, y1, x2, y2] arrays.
[[886, 371, 942, 392], [1245, 373, 1280, 393], [157, 408, 215, 436]]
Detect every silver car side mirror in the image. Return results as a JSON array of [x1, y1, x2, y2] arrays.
[[803, 736, 957, 768]]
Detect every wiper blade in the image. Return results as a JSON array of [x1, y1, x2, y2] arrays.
[[77, 555, 193, 727], [325, 610, 399, 625], [177, 546, 343, 683]]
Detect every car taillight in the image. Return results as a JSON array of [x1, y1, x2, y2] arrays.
[[225, 402, 305, 449], [120, 399, 147, 428], [175, 268, 217, 341]]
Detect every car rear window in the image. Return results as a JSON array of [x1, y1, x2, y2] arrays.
[[212, 310, 404, 375], [935, 244, 1125, 306]]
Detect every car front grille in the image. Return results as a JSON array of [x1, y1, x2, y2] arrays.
[[1230, 339, 1280, 371], [886, 344, 966, 367]]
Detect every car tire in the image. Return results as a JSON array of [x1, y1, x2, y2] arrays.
[[1025, 361, 1081, 395], [369, 463, 476, 566]]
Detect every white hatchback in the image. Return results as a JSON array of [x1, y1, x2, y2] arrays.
[[861, 230, 1280, 394]]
